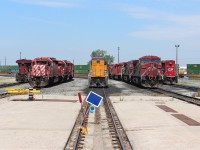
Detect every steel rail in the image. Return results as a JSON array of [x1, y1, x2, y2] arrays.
[[0, 82, 25, 88], [73, 103, 90, 149], [102, 88, 133, 150], [170, 84, 199, 91], [64, 88, 93, 150], [63, 102, 90, 150], [0, 92, 11, 99], [151, 88, 200, 106]]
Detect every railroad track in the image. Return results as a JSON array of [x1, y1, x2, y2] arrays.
[[64, 100, 90, 149], [170, 84, 199, 91], [151, 88, 200, 106], [0, 82, 25, 89], [64, 88, 133, 150], [102, 88, 133, 150], [0, 92, 10, 99], [0, 92, 29, 99]]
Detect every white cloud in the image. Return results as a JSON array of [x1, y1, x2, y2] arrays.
[[19, 16, 65, 26], [116, 4, 200, 40], [130, 25, 199, 40], [13, 0, 79, 8], [116, 4, 158, 19], [132, 15, 200, 40]]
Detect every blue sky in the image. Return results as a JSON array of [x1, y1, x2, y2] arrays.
[[0, 0, 200, 67]]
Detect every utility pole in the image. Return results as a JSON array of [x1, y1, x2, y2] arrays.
[[118, 47, 120, 63], [20, 52, 21, 60], [175, 45, 180, 77], [175, 45, 180, 65], [5, 56, 6, 66]]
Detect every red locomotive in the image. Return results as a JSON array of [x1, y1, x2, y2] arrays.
[[131, 55, 163, 87], [57, 60, 67, 82], [29, 57, 74, 87], [16, 59, 32, 83], [110, 62, 125, 80], [161, 60, 177, 84], [121, 60, 135, 82], [64, 60, 74, 80], [108, 63, 115, 79], [111, 55, 163, 88], [29, 57, 60, 87]]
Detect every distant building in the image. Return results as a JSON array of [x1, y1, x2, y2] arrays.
[[179, 66, 187, 76]]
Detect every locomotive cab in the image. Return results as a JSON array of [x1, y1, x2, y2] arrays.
[[162, 60, 177, 84], [16, 59, 32, 83]]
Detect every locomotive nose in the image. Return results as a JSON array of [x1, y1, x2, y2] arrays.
[[151, 63, 156, 67], [148, 64, 158, 75]]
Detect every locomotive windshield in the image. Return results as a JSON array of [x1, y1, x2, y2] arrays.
[[18, 63, 24, 66], [151, 59, 161, 62], [36, 61, 47, 65], [141, 58, 161, 63], [58, 62, 62, 66]]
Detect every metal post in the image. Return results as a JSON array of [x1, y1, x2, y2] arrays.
[[118, 47, 120, 63], [175, 45, 180, 77], [5, 56, 6, 66], [175, 45, 179, 65]]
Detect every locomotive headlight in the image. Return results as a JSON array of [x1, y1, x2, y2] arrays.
[[142, 66, 146, 69]]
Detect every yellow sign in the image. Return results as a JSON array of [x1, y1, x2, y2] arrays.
[[5, 88, 40, 94]]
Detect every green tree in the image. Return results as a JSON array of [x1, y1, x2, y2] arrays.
[[90, 49, 115, 64]]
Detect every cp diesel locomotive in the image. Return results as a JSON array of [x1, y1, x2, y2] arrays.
[[110, 55, 163, 88], [29, 57, 74, 87], [162, 60, 178, 84], [16, 59, 32, 83]]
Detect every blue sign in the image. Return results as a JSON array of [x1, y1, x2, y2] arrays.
[[85, 91, 103, 107]]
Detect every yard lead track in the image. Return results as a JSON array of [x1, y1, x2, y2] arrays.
[[151, 88, 200, 106], [169, 84, 199, 91], [101, 88, 133, 150], [0, 92, 10, 99], [0, 82, 24, 89], [64, 88, 133, 150], [64, 100, 91, 150]]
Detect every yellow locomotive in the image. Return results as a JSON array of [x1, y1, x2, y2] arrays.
[[88, 57, 108, 87]]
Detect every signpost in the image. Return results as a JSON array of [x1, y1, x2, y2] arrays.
[[78, 92, 82, 103], [80, 91, 103, 134]]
